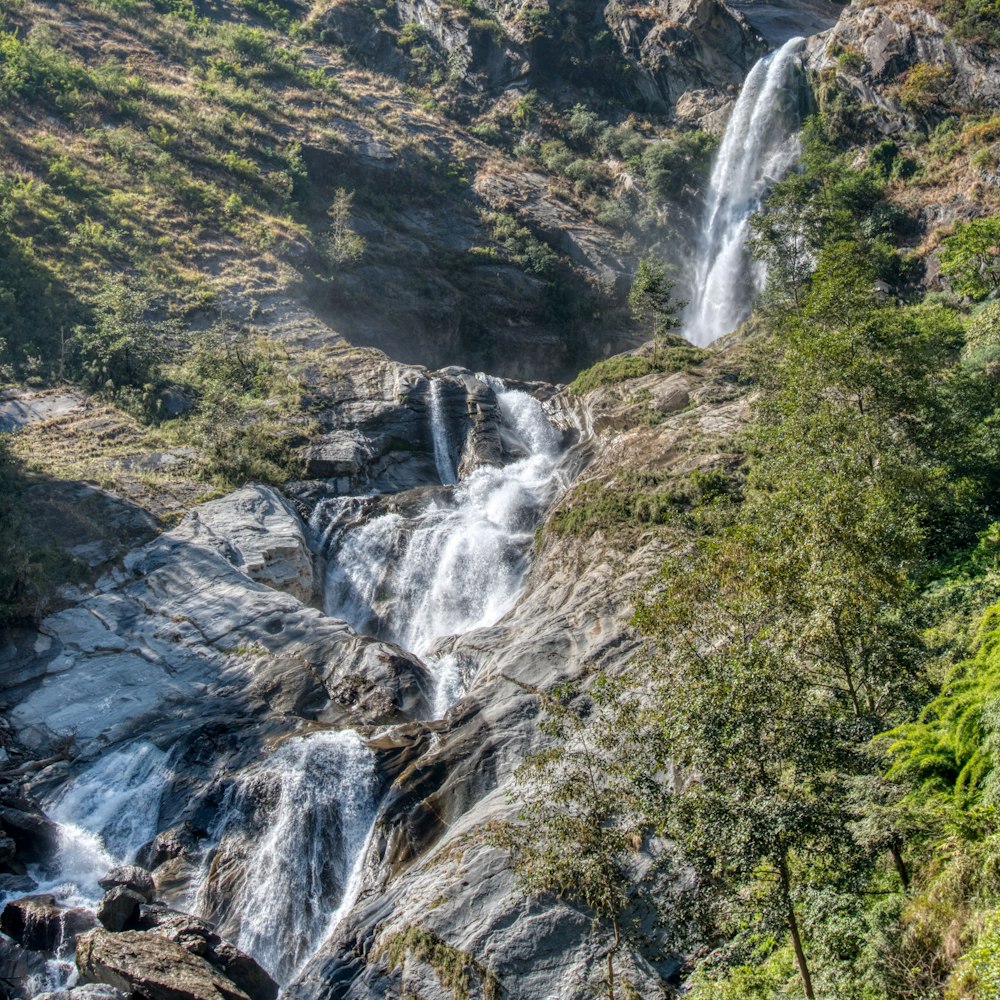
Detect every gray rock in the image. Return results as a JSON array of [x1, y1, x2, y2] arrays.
[[97, 887, 145, 933], [76, 929, 253, 1000], [98, 865, 156, 902]]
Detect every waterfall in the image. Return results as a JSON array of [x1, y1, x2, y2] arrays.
[[14, 741, 174, 909], [323, 383, 565, 663], [684, 36, 806, 347], [428, 379, 458, 485], [196, 730, 379, 985]]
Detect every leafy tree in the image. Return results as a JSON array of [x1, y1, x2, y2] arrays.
[[628, 257, 681, 363], [71, 277, 173, 405], [326, 187, 366, 265], [939, 215, 1000, 300], [491, 680, 663, 1000]]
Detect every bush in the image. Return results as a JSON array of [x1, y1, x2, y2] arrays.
[[940, 216, 1000, 299], [899, 62, 955, 112], [640, 131, 718, 199]]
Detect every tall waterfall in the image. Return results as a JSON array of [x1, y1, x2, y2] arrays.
[[684, 36, 806, 347], [196, 731, 379, 985], [428, 379, 458, 485], [322, 382, 567, 670]]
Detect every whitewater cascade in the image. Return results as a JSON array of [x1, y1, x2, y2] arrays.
[[196, 731, 380, 985], [321, 381, 569, 701], [2, 742, 175, 993], [684, 35, 806, 347]]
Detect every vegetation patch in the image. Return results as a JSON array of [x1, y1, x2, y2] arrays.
[[378, 925, 501, 1000]]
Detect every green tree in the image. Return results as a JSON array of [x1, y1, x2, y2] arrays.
[[939, 215, 1000, 301], [491, 681, 661, 1000], [71, 277, 172, 404], [326, 187, 366, 265], [628, 256, 681, 364]]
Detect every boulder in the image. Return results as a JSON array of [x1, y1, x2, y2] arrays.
[[142, 911, 278, 1000], [0, 895, 95, 951], [0, 798, 58, 862], [98, 866, 156, 902], [76, 929, 253, 1000], [170, 486, 315, 604], [0, 835, 15, 865], [97, 887, 145, 933], [0, 932, 47, 999]]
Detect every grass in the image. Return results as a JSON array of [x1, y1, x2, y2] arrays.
[[567, 344, 710, 395]]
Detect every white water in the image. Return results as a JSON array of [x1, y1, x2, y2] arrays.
[[323, 383, 567, 673], [684, 36, 806, 347], [428, 379, 458, 485], [4, 742, 173, 994], [195, 730, 379, 985]]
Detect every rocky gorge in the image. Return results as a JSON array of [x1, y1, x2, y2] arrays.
[[1, 0, 999, 996]]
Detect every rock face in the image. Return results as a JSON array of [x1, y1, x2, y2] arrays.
[[317, 0, 767, 115], [76, 929, 254, 1000], [99, 866, 157, 902], [97, 886, 145, 933], [808, 0, 1000, 135], [285, 355, 748, 998], [171, 487, 316, 605], [3, 483, 433, 759]]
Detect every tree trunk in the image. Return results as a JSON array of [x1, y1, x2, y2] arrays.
[[890, 841, 910, 891], [605, 917, 621, 1000], [777, 853, 815, 999]]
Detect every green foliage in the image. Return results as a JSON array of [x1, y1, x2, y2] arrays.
[[628, 256, 681, 362], [899, 62, 956, 112], [547, 474, 679, 539], [379, 925, 501, 1000], [484, 211, 556, 277], [640, 131, 717, 199], [70, 278, 175, 417], [939, 216, 1000, 300], [325, 188, 366, 266], [566, 343, 708, 395], [886, 602, 1000, 805], [930, 0, 1000, 48]]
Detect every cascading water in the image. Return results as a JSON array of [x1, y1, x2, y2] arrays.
[[195, 730, 379, 985], [4, 742, 174, 993], [428, 379, 458, 485], [684, 35, 806, 347], [322, 382, 570, 708]]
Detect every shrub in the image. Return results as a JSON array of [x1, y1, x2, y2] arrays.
[[899, 62, 955, 112], [940, 215, 1000, 299]]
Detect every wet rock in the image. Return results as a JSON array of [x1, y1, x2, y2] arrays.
[[98, 865, 156, 902], [0, 895, 95, 951], [0, 873, 36, 894], [0, 933, 47, 999], [33, 986, 127, 1000], [76, 929, 253, 1000], [136, 825, 198, 871], [134, 910, 278, 1000], [0, 835, 15, 864], [0, 796, 59, 862], [97, 886, 145, 933]]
